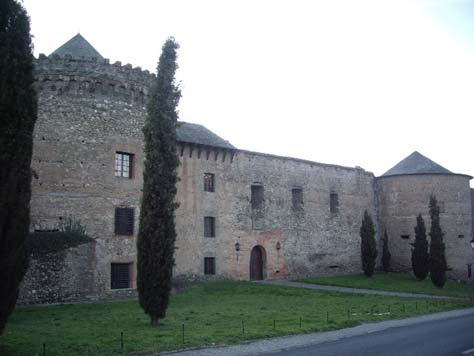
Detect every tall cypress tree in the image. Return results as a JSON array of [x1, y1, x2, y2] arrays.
[[137, 38, 181, 327], [360, 210, 377, 277], [429, 195, 447, 288], [0, 0, 37, 335], [381, 229, 391, 273], [411, 214, 429, 281]]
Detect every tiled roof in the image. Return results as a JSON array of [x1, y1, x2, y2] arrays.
[[382, 151, 452, 177], [49, 34, 103, 60], [177, 122, 235, 149]]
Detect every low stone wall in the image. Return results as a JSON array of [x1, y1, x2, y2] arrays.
[[18, 242, 96, 305]]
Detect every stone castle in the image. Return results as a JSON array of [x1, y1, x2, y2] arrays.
[[19, 34, 474, 304]]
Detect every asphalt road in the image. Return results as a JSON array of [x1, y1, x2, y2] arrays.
[[268, 314, 474, 356]]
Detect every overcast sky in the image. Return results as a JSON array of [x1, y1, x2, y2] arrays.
[[23, 0, 474, 179]]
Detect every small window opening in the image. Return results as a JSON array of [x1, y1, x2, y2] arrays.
[[401, 235, 410, 239], [111, 263, 132, 289], [292, 187, 303, 210], [115, 152, 134, 178], [330, 192, 339, 214], [251, 184, 264, 209], [458, 235, 465, 239], [115, 208, 134, 236], [204, 257, 216, 275], [204, 216, 215, 237], [204, 173, 215, 192]]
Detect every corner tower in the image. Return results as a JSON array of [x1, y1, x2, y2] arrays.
[[376, 151, 473, 280]]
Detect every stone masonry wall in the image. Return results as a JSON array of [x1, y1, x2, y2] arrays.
[[377, 174, 472, 280], [27, 57, 149, 301], [174, 147, 377, 280], [18, 242, 96, 304]]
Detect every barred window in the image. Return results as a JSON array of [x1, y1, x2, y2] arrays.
[[204, 257, 215, 275], [292, 187, 303, 210], [115, 152, 133, 178], [111, 263, 132, 289], [204, 173, 215, 192], [115, 208, 134, 235], [204, 216, 215, 237], [251, 184, 264, 209], [330, 192, 339, 214]]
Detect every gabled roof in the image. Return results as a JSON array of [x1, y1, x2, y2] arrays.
[[382, 151, 452, 177], [177, 122, 235, 149], [49, 34, 104, 60]]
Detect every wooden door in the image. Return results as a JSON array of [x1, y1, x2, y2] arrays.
[[250, 246, 264, 280]]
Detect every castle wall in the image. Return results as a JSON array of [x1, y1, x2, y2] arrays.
[[175, 147, 376, 280], [28, 56, 150, 301], [377, 174, 472, 280]]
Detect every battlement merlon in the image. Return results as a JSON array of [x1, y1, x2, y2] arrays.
[[35, 53, 156, 88]]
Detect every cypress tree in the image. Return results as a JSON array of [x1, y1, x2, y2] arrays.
[[381, 229, 391, 272], [411, 214, 429, 281], [0, 0, 37, 335], [137, 38, 181, 327], [429, 195, 447, 288], [360, 210, 377, 277]]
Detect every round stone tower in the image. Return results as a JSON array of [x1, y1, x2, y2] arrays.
[[376, 151, 472, 280], [29, 34, 154, 300]]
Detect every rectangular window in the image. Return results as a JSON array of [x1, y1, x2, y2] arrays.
[[251, 184, 264, 209], [401, 235, 410, 239], [330, 192, 339, 214], [115, 207, 134, 235], [204, 257, 216, 275], [292, 187, 303, 210], [115, 152, 133, 178], [204, 173, 215, 192], [204, 216, 215, 237], [468, 264, 472, 279], [111, 263, 132, 289]]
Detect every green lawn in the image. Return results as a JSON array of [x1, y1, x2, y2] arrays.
[[295, 272, 474, 299], [1, 281, 473, 356]]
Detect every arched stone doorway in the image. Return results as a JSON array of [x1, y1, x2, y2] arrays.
[[250, 245, 266, 280]]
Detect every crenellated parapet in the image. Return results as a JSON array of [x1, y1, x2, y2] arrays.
[[35, 53, 155, 104]]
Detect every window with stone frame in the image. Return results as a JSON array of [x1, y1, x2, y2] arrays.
[[251, 184, 264, 210], [204, 173, 215, 192], [330, 192, 339, 214], [115, 152, 134, 178], [204, 257, 216, 275], [111, 262, 132, 289], [292, 187, 303, 210], [114, 207, 134, 236], [204, 216, 215, 237]]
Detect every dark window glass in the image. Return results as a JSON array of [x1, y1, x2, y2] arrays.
[[204, 257, 215, 275], [458, 235, 465, 239], [115, 208, 134, 235], [401, 235, 410, 239], [111, 263, 131, 289], [330, 192, 339, 214], [468, 264, 472, 279], [115, 152, 133, 178], [204, 216, 215, 237], [292, 188, 303, 210], [251, 185, 264, 209], [204, 173, 215, 192]]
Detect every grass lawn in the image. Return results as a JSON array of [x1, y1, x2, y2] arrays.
[[294, 272, 474, 299], [1, 281, 473, 356]]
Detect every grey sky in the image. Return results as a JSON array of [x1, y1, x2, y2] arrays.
[[23, 0, 474, 179]]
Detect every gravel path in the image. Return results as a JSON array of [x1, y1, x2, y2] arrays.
[[257, 279, 467, 300]]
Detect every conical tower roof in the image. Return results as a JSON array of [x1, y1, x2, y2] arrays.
[[49, 33, 103, 60], [382, 151, 452, 177]]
